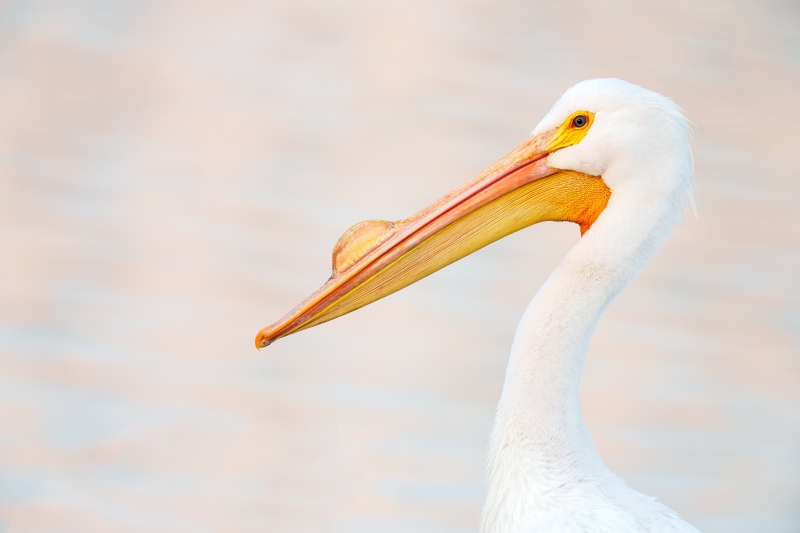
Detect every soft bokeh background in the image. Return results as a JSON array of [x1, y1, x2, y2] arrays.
[[1, 0, 799, 531]]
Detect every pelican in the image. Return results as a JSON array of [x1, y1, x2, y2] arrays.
[[255, 79, 700, 532]]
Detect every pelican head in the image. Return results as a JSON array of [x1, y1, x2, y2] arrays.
[[541, 79, 694, 216], [255, 78, 695, 348]]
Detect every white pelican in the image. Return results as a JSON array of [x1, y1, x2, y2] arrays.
[[256, 79, 700, 532]]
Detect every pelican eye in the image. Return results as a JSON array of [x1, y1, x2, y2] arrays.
[[572, 114, 588, 128]]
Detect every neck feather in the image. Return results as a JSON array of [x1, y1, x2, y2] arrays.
[[480, 189, 678, 532]]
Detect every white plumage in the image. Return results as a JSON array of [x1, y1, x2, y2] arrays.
[[256, 78, 701, 533], [480, 79, 699, 532]]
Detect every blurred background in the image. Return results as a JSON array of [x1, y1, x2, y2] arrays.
[[1, 0, 799, 531]]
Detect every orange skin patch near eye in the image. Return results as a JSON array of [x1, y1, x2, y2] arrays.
[[548, 111, 595, 152]]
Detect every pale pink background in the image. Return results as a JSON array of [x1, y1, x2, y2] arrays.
[[1, 1, 798, 532]]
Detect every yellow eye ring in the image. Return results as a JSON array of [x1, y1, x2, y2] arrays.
[[547, 111, 594, 152]]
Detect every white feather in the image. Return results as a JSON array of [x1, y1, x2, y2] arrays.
[[480, 79, 700, 533]]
